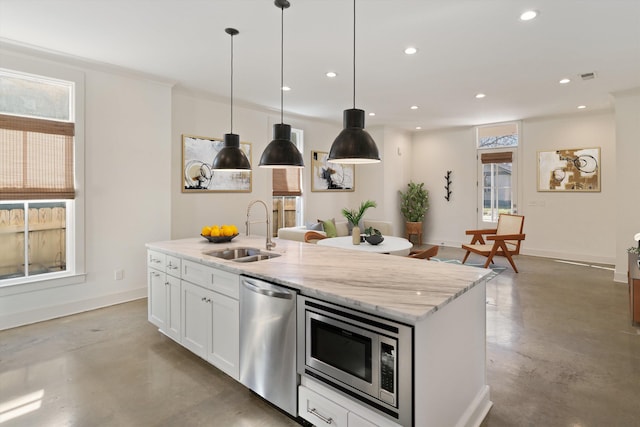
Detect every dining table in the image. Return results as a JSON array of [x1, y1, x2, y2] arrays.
[[316, 235, 413, 256]]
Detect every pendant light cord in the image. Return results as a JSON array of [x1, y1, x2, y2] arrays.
[[280, 5, 284, 125], [230, 32, 234, 133], [352, 0, 356, 109]]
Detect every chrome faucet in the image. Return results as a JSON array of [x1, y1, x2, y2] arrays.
[[246, 199, 276, 250]]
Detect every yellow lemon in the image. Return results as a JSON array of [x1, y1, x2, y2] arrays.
[[210, 227, 221, 237], [231, 225, 238, 235], [201, 226, 211, 236], [223, 225, 233, 236]]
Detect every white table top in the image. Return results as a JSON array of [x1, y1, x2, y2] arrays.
[[317, 235, 413, 256]]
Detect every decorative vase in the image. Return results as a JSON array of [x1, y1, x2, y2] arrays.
[[352, 227, 360, 245]]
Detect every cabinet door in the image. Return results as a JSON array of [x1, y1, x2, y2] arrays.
[[181, 281, 210, 358], [165, 275, 181, 342], [148, 268, 167, 330], [208, 291, 239, 380]]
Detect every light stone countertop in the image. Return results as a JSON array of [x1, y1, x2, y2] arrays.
[[147, 236, 492, 325]]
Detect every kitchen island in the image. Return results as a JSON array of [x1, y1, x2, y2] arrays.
[[147, 236, 493, 427]]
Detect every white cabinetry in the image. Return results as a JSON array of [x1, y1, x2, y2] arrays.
[[181, 259, 240, 380], [147, 250, 181, 342], [299, 378, 400, 427]]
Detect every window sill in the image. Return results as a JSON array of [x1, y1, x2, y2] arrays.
[[0, 272, 87, 297]]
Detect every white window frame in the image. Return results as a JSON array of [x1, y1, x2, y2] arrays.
[[475, 122, 521, 228], [0, 55, 85, 291]]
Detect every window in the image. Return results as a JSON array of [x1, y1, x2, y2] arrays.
[[476, 123, 519, 225], [481, 152, 513, 222], [477, 122, 518, 149], [0, 67, 81, 285], [272, 128, 303, 235]]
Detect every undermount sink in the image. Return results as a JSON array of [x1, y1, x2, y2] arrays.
[[203, 247, 281, 263]]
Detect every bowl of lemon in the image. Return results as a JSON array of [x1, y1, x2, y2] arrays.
[[201, 224, 239, 243]]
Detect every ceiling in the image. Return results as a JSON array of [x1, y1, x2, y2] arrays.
[[1, 0, 639, 132]]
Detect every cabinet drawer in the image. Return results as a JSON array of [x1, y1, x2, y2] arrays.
[[299, 386, 348, 427], [165, 255, 181, 278], [148, 250, 166, 271], [182, 259, 239, 299]]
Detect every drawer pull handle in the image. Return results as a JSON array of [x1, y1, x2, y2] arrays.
[[151, 272, 160, 277], [308, 408, 333, 424]]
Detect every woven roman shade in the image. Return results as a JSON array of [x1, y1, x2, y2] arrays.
[[0, 114, 75, 200], [272, 168, 302, 197], [481, 152, 513, 164]]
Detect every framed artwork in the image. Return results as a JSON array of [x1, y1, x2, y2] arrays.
[[537, 147, 600, 192], [181, 134, 252, 193], [311, 151, 355, 192]]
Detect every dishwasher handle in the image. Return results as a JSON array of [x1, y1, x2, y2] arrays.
[[242, 278, 294, 300]]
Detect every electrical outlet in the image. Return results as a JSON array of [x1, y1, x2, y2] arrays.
[[114, 269, 124, 280]]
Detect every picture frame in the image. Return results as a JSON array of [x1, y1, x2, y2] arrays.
[[181, 134, 252, 193], [537, 147, 600, 192], [310, 150, 355, 192]]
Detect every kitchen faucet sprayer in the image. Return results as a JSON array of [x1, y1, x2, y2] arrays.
[[245, 200, 276, 250]]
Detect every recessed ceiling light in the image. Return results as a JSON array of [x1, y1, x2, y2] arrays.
[[520, 10, 538, 21], [559, 78, 571, 84], [326, 72, 337, 78], [404, 47, 417, 55], [415, 126, 422, 130], [577, 105, 587, 109], [281, 86, 291, 91], [410, 105, 419, 110], [368, 112, 376, 116], [475, 93, 486, 99]]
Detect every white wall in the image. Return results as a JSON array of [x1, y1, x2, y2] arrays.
[[171, 88, 346, 239], [411, 111, 617, 265], [411, 127, 478, 247], [613, 89, 640, 281], [0, 46, 172, 330], [521, 112, 616, 263]]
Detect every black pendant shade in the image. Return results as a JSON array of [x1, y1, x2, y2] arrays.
[[258, 0, 304, 168], [212, 133, 251, 170], [259, 123, 304, 168], [327, 0, 380, 165], [212, 27, 251, 171], [328, 108, 380, 164]]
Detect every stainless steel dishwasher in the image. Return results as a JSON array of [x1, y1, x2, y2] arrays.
[[239, 276, 298, 417]]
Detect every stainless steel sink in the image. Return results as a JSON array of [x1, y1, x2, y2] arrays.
[[233, 254, 280, 263], [203, 247, 280, 263]]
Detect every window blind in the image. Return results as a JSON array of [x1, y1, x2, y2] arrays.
[[481, 152, 512, 164], [0, 114, 75, 200], [272, 168, 302, 196]]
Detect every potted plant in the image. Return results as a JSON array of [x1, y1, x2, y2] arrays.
[[342, 200, 377, 244], [364, 226, 384, 245], [399, 181, 429, 244]]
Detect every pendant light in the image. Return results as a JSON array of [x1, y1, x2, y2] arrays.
[[259, 0, 304, 169], [327, 0, 380, 164], [212, 27, 251, 171]]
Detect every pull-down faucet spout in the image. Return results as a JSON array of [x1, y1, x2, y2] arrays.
[[246, 200, 276, 250]]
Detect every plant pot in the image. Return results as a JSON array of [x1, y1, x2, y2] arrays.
[[405, 221, 423, 244]]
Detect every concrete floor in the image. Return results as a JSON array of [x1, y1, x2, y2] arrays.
[[1, 247, 639, 426]]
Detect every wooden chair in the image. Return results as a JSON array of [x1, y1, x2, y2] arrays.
[[461, 214, 525, 273], [408, 245, 439, 260], [304, 231, 327, 244]]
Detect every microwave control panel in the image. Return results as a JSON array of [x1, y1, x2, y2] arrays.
[[379, 341, 396, 405]]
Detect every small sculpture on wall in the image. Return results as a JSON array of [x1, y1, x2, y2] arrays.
[[444, 170, 452, 201]]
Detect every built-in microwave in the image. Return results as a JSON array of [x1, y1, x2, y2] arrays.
[[297, 295, 413, 426]]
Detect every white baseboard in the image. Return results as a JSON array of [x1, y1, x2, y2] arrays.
[[456, 385, 493, 427], [0, 287, 147, 331]]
